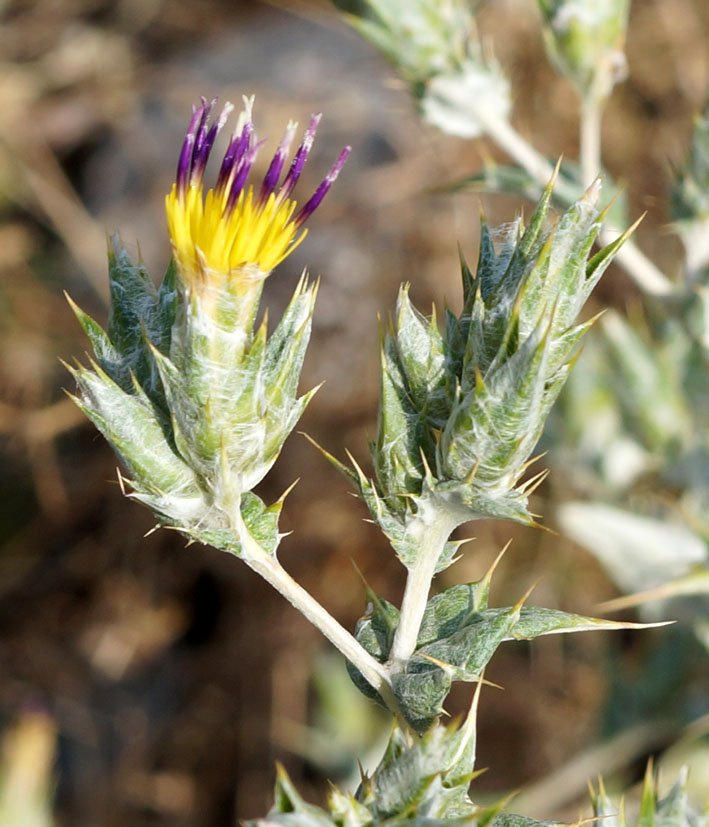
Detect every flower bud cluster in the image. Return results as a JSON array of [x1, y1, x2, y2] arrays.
[[333, 175, 632, 572], [249, 704, 483, 827]]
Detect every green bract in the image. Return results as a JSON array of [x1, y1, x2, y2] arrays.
[[326, 175, 633, 574], [67, 235, 317, 557], [348, 562, 659, 733], [248, 700, 504, 827]]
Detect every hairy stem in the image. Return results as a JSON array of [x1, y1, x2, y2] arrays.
[[474, 108, 577, 204], [475, 108, 674, 298], [388, 514, 456, 672], [580, 93, 602, 189], [233, 511, 399, 713]]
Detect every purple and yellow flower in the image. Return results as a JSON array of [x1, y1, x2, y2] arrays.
[[165, 97, 350, 284]]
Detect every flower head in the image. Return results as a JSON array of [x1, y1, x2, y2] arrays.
[[166, 96, 350, 282]]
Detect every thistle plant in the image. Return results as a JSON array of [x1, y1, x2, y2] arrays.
[[62, 84, 682, 824], [66, 98, 391, 699], [591, 764, 709, 827], [317, 171, 639, 719], [337, 0, 709, 788], [68, 97, 350, 554]]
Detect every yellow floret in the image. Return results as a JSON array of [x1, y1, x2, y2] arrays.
[[165, 182, 307, 281]]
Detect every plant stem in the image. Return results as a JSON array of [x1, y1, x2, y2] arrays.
[[474, 108, 675, 298], [246, 554, 391, 691], [233, 512, 398, 712], [388, 513, 456, 672], [475, 108, 575, 201], [580, 93, 602, 189]]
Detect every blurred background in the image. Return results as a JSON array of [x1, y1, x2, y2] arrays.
[[0, 0, 707, 825]]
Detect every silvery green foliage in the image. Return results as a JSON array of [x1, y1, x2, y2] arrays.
[[555, 308, 709, 642], [671, 98, 709, 283], [600, 312, 694, 456], [329, 178, 629, 573], [67, 236, 317, 556], [248, 705, 558, 827], [591, 765, 708, 827], [250, 750, 707, 827], [348, 559, 657, 732], [336, 0, 473, 84], [338, 0, 510, 139], [537, 0, 630, 100], [421, 60, 510, 141], [558, 308, 709, 530], [559, 503, 707, 598], [555, 313, 694, 499]]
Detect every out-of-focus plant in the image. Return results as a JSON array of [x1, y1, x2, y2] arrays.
[[553, 106, 709, 658], [672, 99, 709, 286], [556, 302, 709, 656], [334, 0, 509, 141], [537, 0, 629, 189], [591, 763, 709, 827], [340, 0, 672, 298], [66, 89, 674, 825], [0, 712, 56, 827], [537, 0, 629, 102]]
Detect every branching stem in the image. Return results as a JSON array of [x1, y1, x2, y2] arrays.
[[388, 513, 456, 672], [233, 510, 401, 716]]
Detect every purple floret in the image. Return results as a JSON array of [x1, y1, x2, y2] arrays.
[[192, 102, 231, 185], [175, 98, 349, 228], [175, 102, 206, 195], [225, 139, 265, 213], [176, 98, 232, 195], [216, 117, 254, 196], [192, 101, 214, 169], [280, 114, 322, 200], [295, 146, 351, 226], [258, 121, 297, 204]]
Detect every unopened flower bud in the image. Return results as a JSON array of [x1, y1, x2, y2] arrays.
[[538, 0, 630, 100]]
